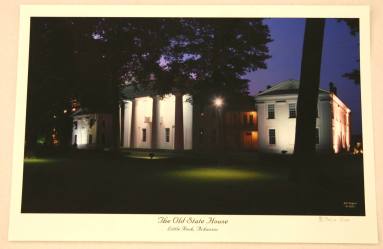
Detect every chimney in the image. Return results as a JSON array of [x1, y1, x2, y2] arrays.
[[329, 82, 337, 95]]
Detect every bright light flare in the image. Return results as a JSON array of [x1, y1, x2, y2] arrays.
[[213, 97, 224, 107]]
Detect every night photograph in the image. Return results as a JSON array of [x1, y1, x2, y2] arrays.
[[21, 17, 365, 216]]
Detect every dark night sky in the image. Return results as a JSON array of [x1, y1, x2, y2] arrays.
[[246, 18, 362, 135]]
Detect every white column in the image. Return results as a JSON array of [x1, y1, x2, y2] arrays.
[[183, 94, 193, 150], [123, 101, 132, 148], [120, 102, 125, 147], [130, 98, 137, 148], [151, 96, 160, 149]]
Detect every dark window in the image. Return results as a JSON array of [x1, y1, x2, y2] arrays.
[[268, 104, 275, 119], [165, 128, 170, 142], [74, 135, 77, 144], [73, 121, 78, 129], [249, 114, 254, 124], [142, 128, 147, 142], [316, 128, 320, 144], [88, 135, 92, 144], [269, 129, 276, 145], [289, 103, 296, 118], [102, 120, 106, 128], [89, 118, 96, 128]]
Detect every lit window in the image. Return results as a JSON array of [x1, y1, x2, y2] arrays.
[[269, 129, 276, 145], [289, 103, 296, 118], [249, 114, 254, 124], [316, 128, 320, 144], [142, 128, 147, 142], [268, 104, 275, 119], [165, 128, 170, 143]]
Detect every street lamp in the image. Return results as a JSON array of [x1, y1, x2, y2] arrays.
[[213, 97, 225, 152], [213, 97, 224, 108]]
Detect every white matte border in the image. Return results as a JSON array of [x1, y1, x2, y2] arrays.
[[8, 5, 378, 243]]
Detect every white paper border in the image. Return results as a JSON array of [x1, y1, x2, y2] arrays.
[[8, 5, 378, 243]]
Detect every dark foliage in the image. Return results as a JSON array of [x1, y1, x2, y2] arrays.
[[26, 17, 272, 151]]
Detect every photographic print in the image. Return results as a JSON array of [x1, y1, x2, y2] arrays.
[[9, 5, 377, 243]]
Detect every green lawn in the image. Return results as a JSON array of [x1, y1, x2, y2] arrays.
[[21, 151, 365, 215]]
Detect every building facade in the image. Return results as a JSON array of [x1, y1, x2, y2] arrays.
[[72, 111, 113, 149], [194, 100, 258, 151], [120, 93, 193, 150], [72, 80, 351, 154], [254, 80, 351, 154]]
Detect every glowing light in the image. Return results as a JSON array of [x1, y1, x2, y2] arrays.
[[213, 97, 224, 107], [72, 107, 76, 112], [124, 155, 169, 160], [166, 167, 278, 181], [63, 109, 67, 114], [24, 158, 57, 164]]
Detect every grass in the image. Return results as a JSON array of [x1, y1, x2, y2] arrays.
[[166, 167, 277, 181], [24, 158, 59, 164], [21, 150, 365, 215]]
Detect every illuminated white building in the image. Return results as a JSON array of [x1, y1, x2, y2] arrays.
[[119, 91, 193, 150], [72, 111, 112, 149], [254, 80, 351, 154]]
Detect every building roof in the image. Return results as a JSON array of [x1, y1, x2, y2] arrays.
[[255, 79, 329, 97]]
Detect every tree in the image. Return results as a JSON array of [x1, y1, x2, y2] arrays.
[[165, 18, 271, 105], [26, 18, 272, 152], [89, 18, 185, 149], [101, 18, 271, 148], [338, 18, 360, 85], [292, 19, 325, 180], [26, 18, 84, 152]]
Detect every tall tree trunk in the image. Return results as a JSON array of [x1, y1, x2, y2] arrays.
[[291, 19, 325, 180]]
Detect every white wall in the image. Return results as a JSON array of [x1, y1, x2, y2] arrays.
[[72, 114, 96, 148], [317, 96, 332, 152], [158, 94, 175, 150], [255, 93, 332, 154], [72, 113, 112, 149], [331, 94, 351, 153], [134, 97, 153, 149], [183, 94, 193, 150], [122, 93, 193, 150]]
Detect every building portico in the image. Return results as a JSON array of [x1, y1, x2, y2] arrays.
[[120, 93, 193, 150]]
